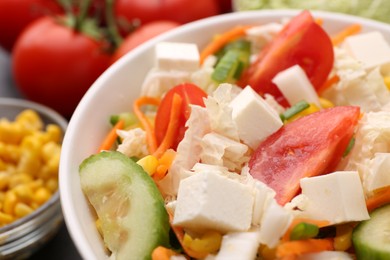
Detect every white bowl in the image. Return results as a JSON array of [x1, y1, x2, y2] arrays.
[[59, 10, 390, 259]]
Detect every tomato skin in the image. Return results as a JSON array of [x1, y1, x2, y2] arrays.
[[114, 0, 220, 25], [0, 0, 62, 52], [111, 21, 180, 64], [238, 10, 334, 107], [12, 16, 111, 118], [155, 83, 208, 150], [248, 106, 360, 205]]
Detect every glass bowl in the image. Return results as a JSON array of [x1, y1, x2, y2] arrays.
[[0, 97, 68, 259]]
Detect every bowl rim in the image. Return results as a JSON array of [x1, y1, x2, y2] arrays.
[[60, 9, 390, 259], [0, 97, 67, 235]]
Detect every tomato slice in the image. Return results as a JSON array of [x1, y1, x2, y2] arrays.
[[238, 10, 334, 107], [248, 106, 360, 205], [155, 83, 207, 150]]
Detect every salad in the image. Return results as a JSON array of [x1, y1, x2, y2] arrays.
[[78, 10, 390, 260]]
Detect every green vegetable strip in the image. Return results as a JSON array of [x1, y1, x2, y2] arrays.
[[343, 137, 355, 157], [290, 222, 320, 240], [280, 100, 310, 121]]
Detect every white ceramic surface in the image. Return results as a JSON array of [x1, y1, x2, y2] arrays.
[[59, 10, 390, 259]]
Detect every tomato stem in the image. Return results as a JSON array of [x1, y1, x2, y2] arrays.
[[105, 0, 123, 48], [75, 0, 92, 31]]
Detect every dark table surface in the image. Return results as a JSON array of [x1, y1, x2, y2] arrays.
[[0, 48, 82, 260]]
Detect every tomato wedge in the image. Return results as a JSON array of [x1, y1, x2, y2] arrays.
[[155, 83, 207, 150], [238, 10, 334, 107], [248, 106, 360, 205]]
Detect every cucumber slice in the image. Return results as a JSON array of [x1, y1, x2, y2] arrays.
[[79, 151, 170, 260], [352, 204, 390, 259]]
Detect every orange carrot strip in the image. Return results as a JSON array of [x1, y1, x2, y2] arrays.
[[151, 246, 177, 260], [331, 24, 362, 46], [133, 96, 160, 154], [315, 18, 323, 26], [153, 94, 182, 158], [317, 74, 340, 95], [276, 238, 334, 258], [98, 119, 125, 152], [366, 186, 390, 212], [199, 25, 252, 64], [168, 212, 205, 259], [282, 218, 330, 242]]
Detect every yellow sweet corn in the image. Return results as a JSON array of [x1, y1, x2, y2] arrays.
[[183, 231, 222, 256], [319, 97, 335, 109], [137, 155, 159, 176], [0, 109, 62, 227]]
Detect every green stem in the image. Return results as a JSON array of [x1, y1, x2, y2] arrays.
[[75, 0, 92, 31], [57, 0, 73, 16], [105, 0, 123, 48]]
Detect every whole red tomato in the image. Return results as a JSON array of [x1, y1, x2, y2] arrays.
[[114, 0, 220, 25], [0, 0, 62, 52], [12, 16, 111, 118], [111, 20, 180, 63]]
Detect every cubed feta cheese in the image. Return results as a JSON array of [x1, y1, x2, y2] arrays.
[[258, 199, 293, 248], [155, 42, 200, 72], [251, 180, 276, 226], [272, 65, 321, 107], [367, 153, 390, 192], [214, 228, 261, 260], [299, 171, 369, 224], [342, 31, 390, 74], [229, 86, 283, 149], [173, 171, 254, 233]]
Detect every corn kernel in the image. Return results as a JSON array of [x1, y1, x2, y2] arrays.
[[34, 187, 52, 205], [3, 191, 18, 215], [183, 231, 222, 255], [285, 103, 320, 123], [45, 178, 58, 193], [9, 173, 33, 188], [384, 76, 390, 90], [16, 109, 43, 131], [0, 172, 10, 190], [14, 202, 33, 218], [334, 224, 353, 251], [137, 155, 159, 176], [13, 184, 34, 203], [0, 212, 14, 226], [319, 97, 335, 109], [46, 125, 62, 143]]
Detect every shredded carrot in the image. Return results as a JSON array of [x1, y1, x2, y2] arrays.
[[153, 94, 182, 158], [366, 186, 390, 212], [151, 246, 177, 260], [331, 23, 362, 46], [199, 25, 252, 64], [315, 18, 323, 26], [282, 218, 330, 242], [318, 74, 340, 95], [133, 96, 160, 154], [98, 119, 125, 152], [276, 238, 334, 258], [153, 149, 176, 181], [168, 212, 205, 259]]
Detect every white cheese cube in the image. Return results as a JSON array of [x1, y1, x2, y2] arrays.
[[173, 171, 254, 233], [367, 153, 390, 192], [252, 180, 276, 226], [272, 65, 321, 107], [342, 31, 390, 74], [214, 228, 261, 260], [300, 171, 369, 224], [258, 200, 293, 248], [155, 42, 200, 72], [229, 86, 283, 150]]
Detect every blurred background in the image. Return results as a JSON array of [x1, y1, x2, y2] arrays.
[[1, 0, 389, 258]]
